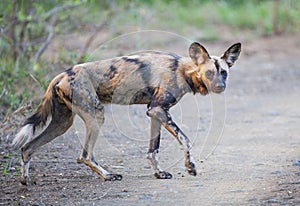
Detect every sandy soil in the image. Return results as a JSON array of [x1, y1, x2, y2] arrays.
[[1, 33, 300, 205]]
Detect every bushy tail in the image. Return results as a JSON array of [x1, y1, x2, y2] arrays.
[[12, 75, 61, 149]]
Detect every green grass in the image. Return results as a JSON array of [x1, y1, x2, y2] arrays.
[[150, 0, 300, 35], [85, 0, 300, 35], [0, 55, 51, 119], [0, 58, 29, 111], [81, 0, 300, 39], [1, 152, 20, 177]]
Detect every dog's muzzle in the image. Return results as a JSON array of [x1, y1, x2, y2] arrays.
[[213, 82, 226, 93]]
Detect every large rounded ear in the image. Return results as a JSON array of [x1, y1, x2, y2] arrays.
[[221, 43, 241, 67], [189, 42, 210, 65]]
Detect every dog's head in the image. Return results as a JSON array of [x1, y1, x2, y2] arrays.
[[189, 42, 241, 94]]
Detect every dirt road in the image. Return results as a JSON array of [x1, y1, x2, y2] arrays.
[[1, 34, 299, 205]]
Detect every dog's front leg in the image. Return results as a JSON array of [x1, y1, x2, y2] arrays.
[[147, 117, 172, 179], [164, 117, 197, 176], [147, 106, 197, 177]]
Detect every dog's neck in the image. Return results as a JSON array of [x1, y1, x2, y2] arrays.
[[179, 57, 209, 95]]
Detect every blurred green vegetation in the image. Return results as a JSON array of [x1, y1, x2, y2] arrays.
[[99, 0, 299, 36], [1, 0, 300, 119]]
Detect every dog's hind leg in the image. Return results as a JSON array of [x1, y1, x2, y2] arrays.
[[72, 81, 122, 181], [21, 98, 74, 185]]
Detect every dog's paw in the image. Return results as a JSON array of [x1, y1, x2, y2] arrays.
[[187, 168, 197, 176], [105, 174, 123, 181], [20, 176, 36, 186], [77, 157, 84, 164], [154, 171, 173, 179], [20, 176, 29, 185], [186, 164, 197, 176], [186, 162, 197, 176]]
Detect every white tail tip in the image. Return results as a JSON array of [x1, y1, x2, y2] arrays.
[[12, 124, 33, 149]]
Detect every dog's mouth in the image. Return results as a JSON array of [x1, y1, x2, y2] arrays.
[[213, 86, 225, 94]]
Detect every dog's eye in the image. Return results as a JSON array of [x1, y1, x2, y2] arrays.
[[205, 70, 214, 79], [220, 70, 227, 79]]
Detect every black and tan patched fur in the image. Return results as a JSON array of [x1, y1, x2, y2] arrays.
[[12, 42, 241, 185]]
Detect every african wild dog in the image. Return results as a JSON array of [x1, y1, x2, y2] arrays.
[[12, 42, 241, 185]]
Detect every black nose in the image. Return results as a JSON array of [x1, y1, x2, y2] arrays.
[[215, 82, 225, 89], [214, 82, 225, 93]]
